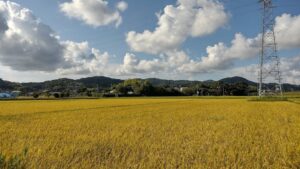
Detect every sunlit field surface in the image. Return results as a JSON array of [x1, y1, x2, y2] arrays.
[[1, 98, 300, 168]]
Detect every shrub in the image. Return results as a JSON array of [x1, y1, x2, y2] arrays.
[[0, 148, 28, 169], [32, 93, 39, 99], [53, 93, 60, 98]]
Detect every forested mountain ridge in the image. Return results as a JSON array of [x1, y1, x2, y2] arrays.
[[0, 76, 299, 96]]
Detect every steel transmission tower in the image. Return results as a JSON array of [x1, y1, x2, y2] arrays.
[[258, 0, 283, 97]]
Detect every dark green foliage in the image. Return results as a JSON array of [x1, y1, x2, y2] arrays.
[[229, 82, 249, 96], [32, 93, 39, 99], [114, 79, 153, 96], [77, 76, 122, 88], [43, 90, 51, 98], [0, 148, 28, 169], [77, 87, 87, 93], [60, 91, 70, 98], [146, 78, 199, 88], [113, 79, 182, 96], [0, 76, 299, 97], [219, 76, 256, 86], [86, 90, 92, 97], [0, 79, 20, 91], [152, 87, 182, 96], [53, 93, 60, 98]]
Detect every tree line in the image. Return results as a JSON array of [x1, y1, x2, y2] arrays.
[[16, 79, 257, 98]]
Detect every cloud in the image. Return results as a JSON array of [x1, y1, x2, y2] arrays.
[[0, 1, 64, 71], [126, 0, 229, 54], [178, 33, 260, 73], [280, 56, 300, 84], [123, 0, 230, 75], [229, 55, 300, 85], [0, 1, 110, 74], [178, 13, 300, 74], [116, 1, 128, 12], [58, 41, 110, 75], [275, 13, 300, 49], [116, 50, 192, 75], [125, 0, 300, 76], [0, 12, 8, 34], [164, 50, 190, 66], [117, 53, 166, 75], [122, 12, 300, 75], [1, 0, 300, 83], [60, 0, 127, 27], [0, 64, 62, 82]]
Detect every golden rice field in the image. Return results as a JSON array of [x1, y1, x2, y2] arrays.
[[0, 98, 300, 168]]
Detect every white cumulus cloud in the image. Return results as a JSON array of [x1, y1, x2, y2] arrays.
[[1, 0, 300, 82], [0, 1, 64, 71], [229, 55, 300, 85], [116, 1, 128, 12], [275, 13, 300, 49], [178, 13, 300, 74], [117, 50, 191, 75], [118, 53, 166, 75], [60, 0, 127, 27], [0, 1, 111, 75], [126, 0, 229, 55], [59, 41, 110, 75], [179, 33, 260, 73]]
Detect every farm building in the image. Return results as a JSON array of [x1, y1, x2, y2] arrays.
[[11, 91, 21, 97], [0, 92, 13, 98]]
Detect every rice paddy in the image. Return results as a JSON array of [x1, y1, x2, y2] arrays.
[[0, 98, 300, 168]]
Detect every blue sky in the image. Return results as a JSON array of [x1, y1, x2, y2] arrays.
[[0, 0, 300, 83]]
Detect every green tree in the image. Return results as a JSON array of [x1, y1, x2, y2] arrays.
[[32, 92, 39, 99]]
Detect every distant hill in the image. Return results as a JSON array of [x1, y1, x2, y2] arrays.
[[146, 76, 257, 87], [282, 83, 300, 91], [0, 78, 11, 90], [219, 76, 257, 86], [219, 76, 300, 91], [19, 77, 122, 93], [0, 76, 299, 93], [78, 76, 123, 88], [146, 78, 200, 87], [0, 78, 20, 91]]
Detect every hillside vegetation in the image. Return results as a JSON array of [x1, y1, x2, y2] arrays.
[[1, 76, 300, 98]]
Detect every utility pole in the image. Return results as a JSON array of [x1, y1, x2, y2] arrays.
[[258, 0, 283, 97]]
